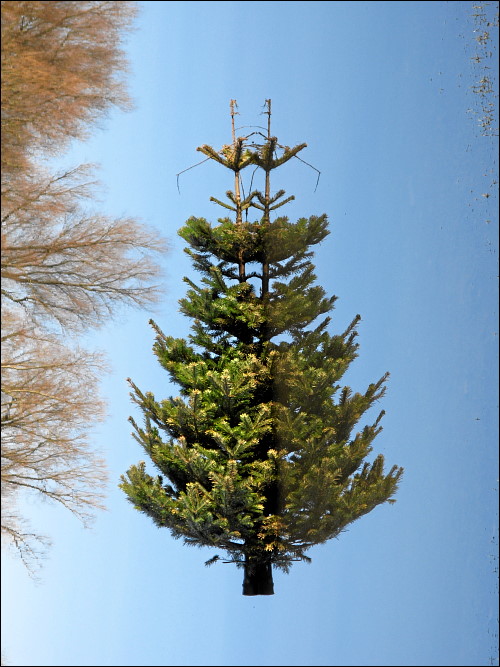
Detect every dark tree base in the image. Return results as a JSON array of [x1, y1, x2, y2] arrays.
[[242, 562, 274, 595]]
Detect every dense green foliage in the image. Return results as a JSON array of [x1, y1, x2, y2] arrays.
[[120, 106, 403, 594]]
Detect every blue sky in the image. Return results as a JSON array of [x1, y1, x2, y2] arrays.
[[2, 2, 498, 666]]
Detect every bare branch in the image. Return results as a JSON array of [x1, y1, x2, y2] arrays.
[[1, 1, 137, 175], [176, 158, 210, 194], [2, 166, 168, 332], [1, 309, 108, 566], [293, 155, 321, 193]]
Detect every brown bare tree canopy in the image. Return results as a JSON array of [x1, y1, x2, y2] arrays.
[[1, 308, 107, 568], [1, 0, 137, 175], [1, 1, 168, 570], [1, 165, 167, 331]]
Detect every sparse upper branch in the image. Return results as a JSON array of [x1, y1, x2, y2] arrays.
[[197, 140, 255, 172]]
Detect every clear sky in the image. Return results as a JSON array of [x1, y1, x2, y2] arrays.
[[2, 2, 498, 666]]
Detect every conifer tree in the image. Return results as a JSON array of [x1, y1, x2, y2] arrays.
[[120, 101, 403, 595]]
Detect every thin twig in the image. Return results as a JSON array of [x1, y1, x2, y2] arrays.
[[176, 158, 210, 194], [294, 155, 321, 192], [235, 125, 267, 133]]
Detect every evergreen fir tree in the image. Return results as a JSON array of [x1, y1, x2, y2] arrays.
[[120, 101, 403, 596]]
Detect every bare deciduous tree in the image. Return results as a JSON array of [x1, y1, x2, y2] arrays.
[[1, 165, 167, 332], [1, 0, 136, 175], [1, 1, 168, 570], [1, 308, 107, 569]]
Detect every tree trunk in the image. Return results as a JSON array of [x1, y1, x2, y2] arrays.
[[242, 560, 274, 596]]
